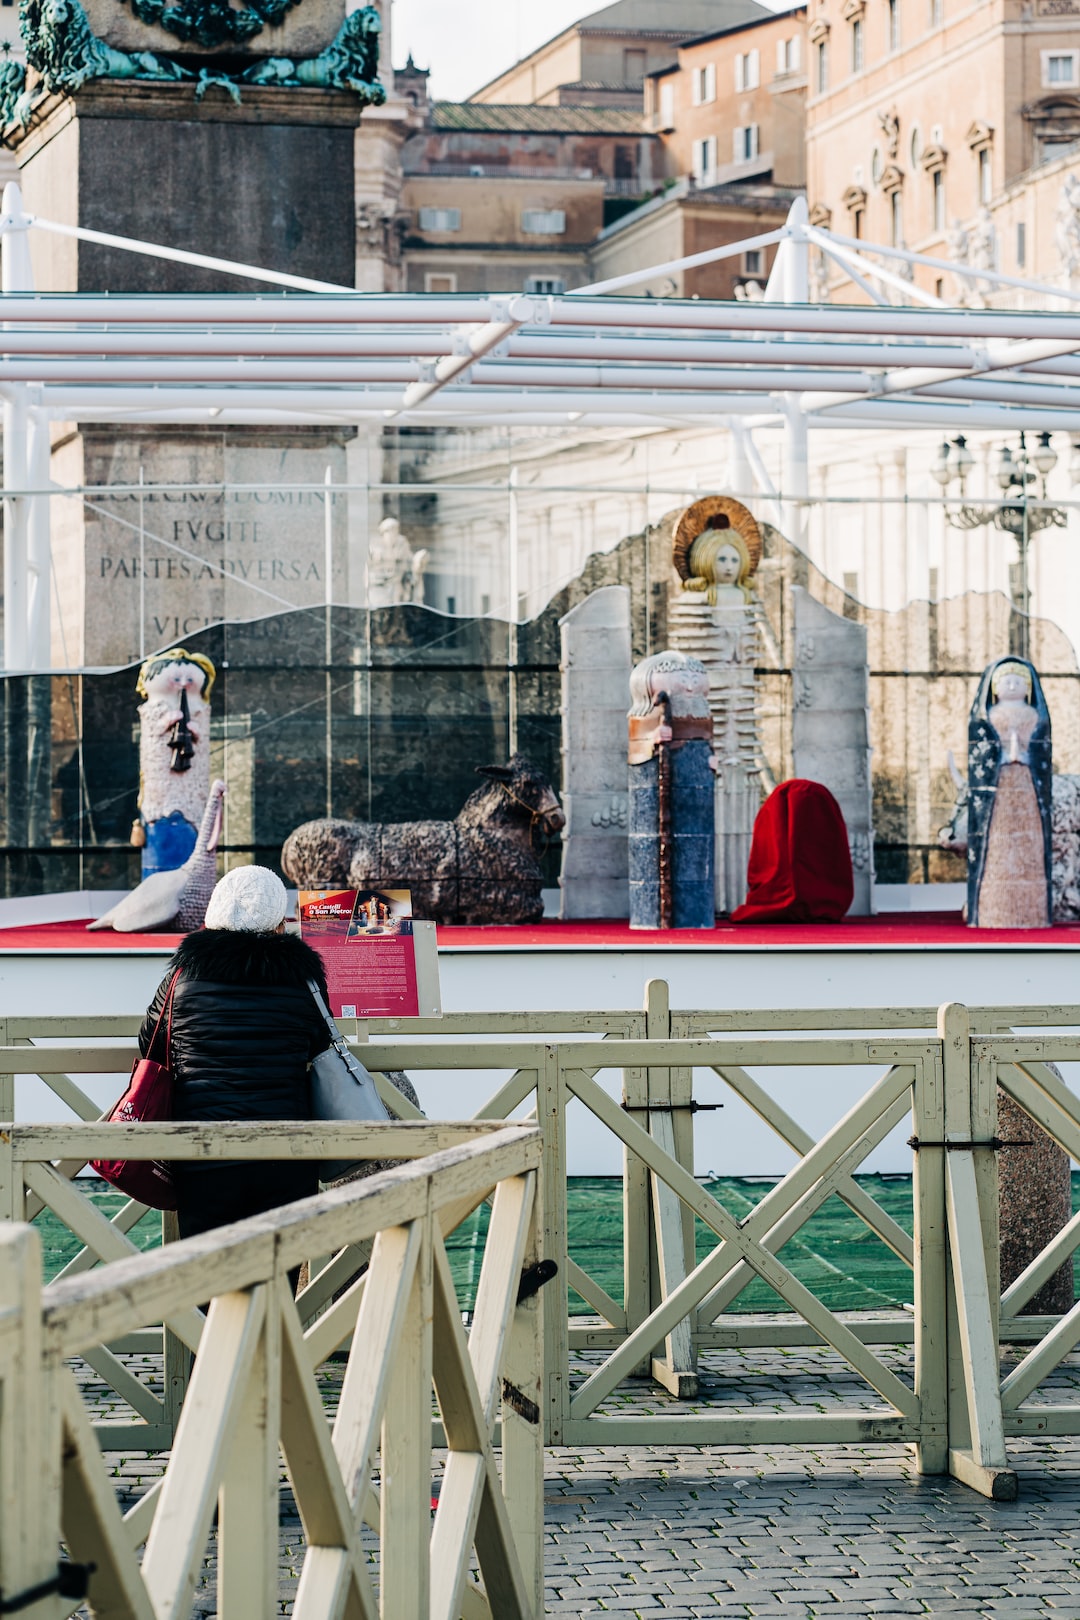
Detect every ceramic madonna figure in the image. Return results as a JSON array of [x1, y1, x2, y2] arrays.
[[669, 496, 764, 915], [134, 648, 217, 879], [967, 656, 1053, 928]]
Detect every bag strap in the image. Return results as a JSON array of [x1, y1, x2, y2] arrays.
[[308, 978, 350, 1053], [148, 969, 182, 1064]]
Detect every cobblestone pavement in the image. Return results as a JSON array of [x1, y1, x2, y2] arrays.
[[77, 1333, 1080, 1617]]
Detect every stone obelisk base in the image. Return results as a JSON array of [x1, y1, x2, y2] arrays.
[[998, 1091, 1074, 1316]]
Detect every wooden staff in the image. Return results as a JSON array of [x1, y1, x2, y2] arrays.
[[656, 691, 673, 930]]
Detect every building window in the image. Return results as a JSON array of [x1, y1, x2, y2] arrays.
[[424, 272, 457, 293], [692, 62, 717, 103], [890, 188, 903, 245], [888, 0, 900, 51], [733, 124, 760, 162], [659, 82, 674, 126], [816, 39, 829, 90], [734, 49, 759, 91], [777, 36, 800, 72], [693, 135, 718, 182], [979, 146, 991, 203], [525, 276, 566, 295], [851, 17, 863, 73], [932, 168, 945, 230], [1043, 50, 1079, 86], [521, 209, 566, 234], [744, 248, 764, 274], [853, 207, 864, 237], [418, 207, 461, 231], [624, 48, 647, 84], [1017, 221, 1027, 267]]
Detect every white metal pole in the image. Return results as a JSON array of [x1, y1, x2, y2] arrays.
[[508, 462, 519, 757], [25, 409, 50, 669], [2, 183, 34, 671], [325, 465, 333, 818]]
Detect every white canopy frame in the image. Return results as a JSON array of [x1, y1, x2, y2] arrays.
[[3, 184, 1080, 667]]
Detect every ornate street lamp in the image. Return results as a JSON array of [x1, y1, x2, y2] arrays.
[[930, 430, 1066, 658]]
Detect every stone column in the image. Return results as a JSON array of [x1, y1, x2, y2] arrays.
[[627, 651, 715, 931], [791, 587, 875, 914], [557, 587, 631, 919], [998, 1089, 1074, 1316]]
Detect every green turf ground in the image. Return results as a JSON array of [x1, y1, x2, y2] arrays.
[[44, 1174, 1080, 1314]]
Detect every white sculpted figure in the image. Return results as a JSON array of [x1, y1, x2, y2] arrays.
[[135, 648, 216, 878], [947, 217, 972, 304], [366, 516, 428, 608], [1057, 173, 1080, 286], [668, 497, 764, 914], [970, 207, 997, 273]]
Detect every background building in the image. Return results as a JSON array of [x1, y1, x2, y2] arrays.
[[401, 100, 659, 294], [805, 0, 1080, 298], [469, 0, 769, 108]]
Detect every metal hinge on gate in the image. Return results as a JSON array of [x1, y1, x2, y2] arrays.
[[517, 1258, 558, 1303], [907, 1135, 1032, 1151], [622, 1101, 723, 1113], [0, 1561, 95, 1613], [502, 1378, 541, 1424]]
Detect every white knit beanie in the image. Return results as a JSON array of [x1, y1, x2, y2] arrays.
[[204, 865, 288, 933]]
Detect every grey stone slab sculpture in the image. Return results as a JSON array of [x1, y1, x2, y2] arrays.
[[558, 586, 631, 919], [627, 651, 715, 931], [669, 497, 764, 916], [791, 587, 875, 915]]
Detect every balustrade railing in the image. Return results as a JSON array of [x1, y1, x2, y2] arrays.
[[3, 982, 1080, 1520], [0, 1122, 544, 1620]]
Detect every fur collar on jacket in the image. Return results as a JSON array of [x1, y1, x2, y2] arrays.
[[171, 927, 328, 997]]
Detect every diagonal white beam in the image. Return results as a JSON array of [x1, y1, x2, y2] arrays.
[[571, 227, 789, 298], [816, 221, 1080, 304], [388, 295, 538, 417], [804, 226, 949, 309], [24, 215, 354, 295]]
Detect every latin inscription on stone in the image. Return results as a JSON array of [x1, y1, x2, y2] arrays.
[[56, 432, 351, 666]]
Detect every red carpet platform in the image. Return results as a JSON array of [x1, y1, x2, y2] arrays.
[[3, 913, 1080, 951]]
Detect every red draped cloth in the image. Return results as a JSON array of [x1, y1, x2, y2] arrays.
[[732, 779, 854, 924]]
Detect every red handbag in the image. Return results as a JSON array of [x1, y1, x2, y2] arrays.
[[91, 969, 181, 1210]]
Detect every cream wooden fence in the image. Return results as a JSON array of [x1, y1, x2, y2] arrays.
[[3, 985, 1080, 1512], [0, 1121, 544, 1620]]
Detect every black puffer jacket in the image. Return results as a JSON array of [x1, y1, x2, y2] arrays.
[[139, 928, 331, 1238]]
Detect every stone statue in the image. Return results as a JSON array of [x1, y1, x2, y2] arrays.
[[21, 0, 190, 92], [668, 496, 764, 915], [134, 647, 216, 879], [967, 656, 1052, 928], [1056, 172, 1080, 286], [627, 650, 715, 930], [282, 754, 564, 925], [122, 0, 298, 49], [947, 216, 972, 304], [0, 48, 28, 129], [20, 0, 384, 105], [877, 106, 900, 159], [366, 516, 428, 608], [239, 7, 386, 93], [970, 206, 997, 274]]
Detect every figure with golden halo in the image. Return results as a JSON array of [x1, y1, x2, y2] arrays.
[[669, 497, 764, 914]]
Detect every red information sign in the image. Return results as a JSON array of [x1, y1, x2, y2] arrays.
[[297, 888, 421, 1018]]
